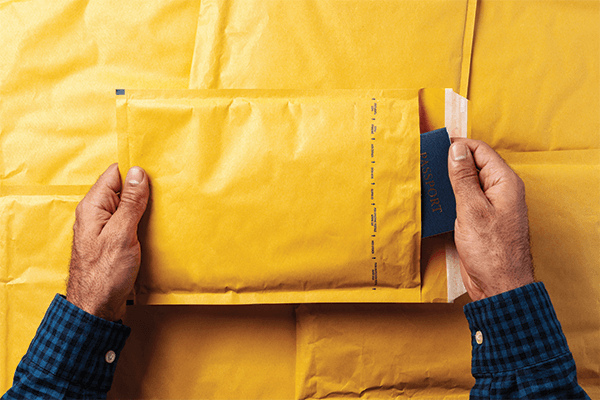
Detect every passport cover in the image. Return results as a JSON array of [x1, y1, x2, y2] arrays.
[[420, 127, 457, 238]]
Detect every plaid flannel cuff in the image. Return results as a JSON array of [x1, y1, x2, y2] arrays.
[[463, 282, 570, 376], [23, 294, 131, 392]]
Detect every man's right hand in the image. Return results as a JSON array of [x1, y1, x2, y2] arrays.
[[447, 139, 535, 301]]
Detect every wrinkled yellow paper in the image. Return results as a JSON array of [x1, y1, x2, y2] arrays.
[[0, 195, 79, 390], [2, 0, 599, 398], [0, 1, 200, 188], [499, 149, 600, 393], [118, 89, 422, 304], [112, 303, 297, 399], [295, 302, 474, 399], [190, 0, 476, 93], [469, 1, 599, 152]]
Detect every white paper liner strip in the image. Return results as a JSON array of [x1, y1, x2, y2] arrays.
[[445, 89, 468, 302]]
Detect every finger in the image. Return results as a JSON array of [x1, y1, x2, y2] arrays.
[[451, 138, 516, 192], [75, 163, 122, 237], [447, 141, 491, 219], [108, 166, 150, 234], [452, 139, 524, 210]]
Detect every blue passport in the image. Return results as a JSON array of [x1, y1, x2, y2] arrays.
[[420, 127, 457, 238]]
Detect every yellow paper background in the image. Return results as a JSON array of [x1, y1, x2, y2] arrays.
[[469, 1, 599, 152], [190, 0, 475, 92], [111, 304, 297, 399], [118, 89, 422, 304], [0, 0, 200, 187], [295, 301, 474, 399], [497, 150, 600, 394], [0, 195, 79, 389], [1, 0, 598, 398]]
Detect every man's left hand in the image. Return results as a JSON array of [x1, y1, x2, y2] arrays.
[[66, 164, 149, 321]]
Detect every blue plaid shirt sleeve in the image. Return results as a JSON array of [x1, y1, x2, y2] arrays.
[[2, 294, 130, 399], [464, 282, 590, 399]]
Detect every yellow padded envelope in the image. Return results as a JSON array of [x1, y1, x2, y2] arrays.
[[118, 89, 423, 304], [187, 0, 478, 305]]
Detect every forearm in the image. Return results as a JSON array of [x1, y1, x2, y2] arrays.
[[2, 294, 130, 399], [464, 282, 589, 399]]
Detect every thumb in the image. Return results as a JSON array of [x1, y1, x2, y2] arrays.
[[447, 142, 489, 217], [112, 166, 150, 232]]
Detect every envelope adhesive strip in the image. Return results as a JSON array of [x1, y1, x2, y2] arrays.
[[118, 89, 423, 304]]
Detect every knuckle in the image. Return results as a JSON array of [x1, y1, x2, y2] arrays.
[[515, 174, 526, 192], [75, 200, 85, 217], [120, 191, 147, 212], [507, 172, 526, 197], [110, 228, 137, 250], [72, 216, 87, 237], [452, 164, 478, 184]]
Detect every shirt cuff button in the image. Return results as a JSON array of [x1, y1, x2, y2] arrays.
[[475, 330, 483, 345], [105, 350, 116, 363]]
